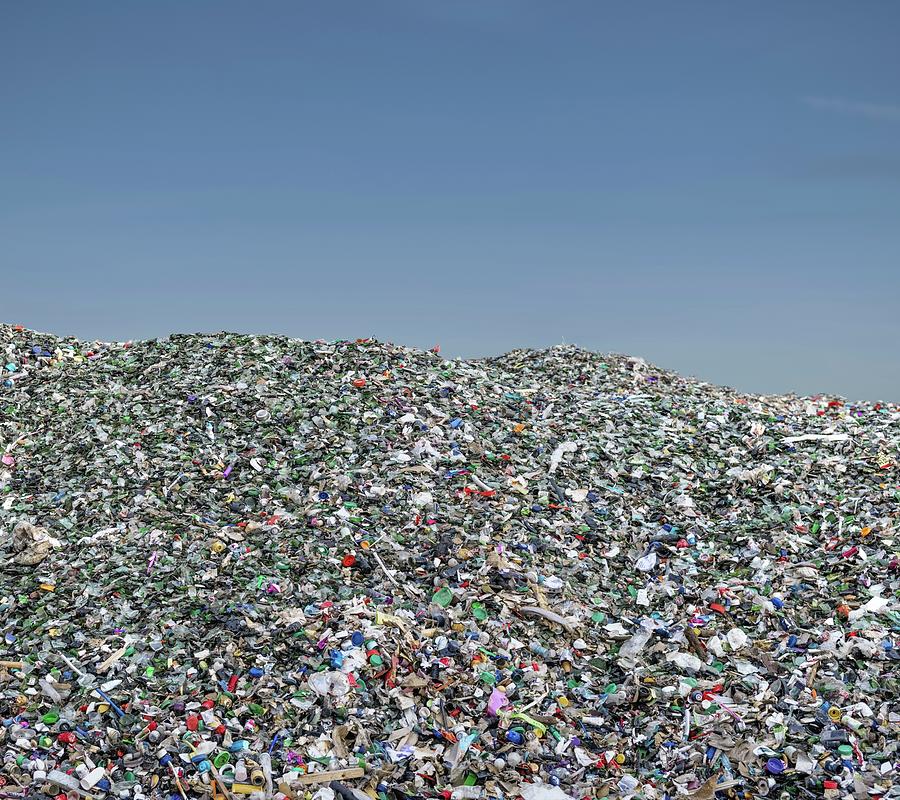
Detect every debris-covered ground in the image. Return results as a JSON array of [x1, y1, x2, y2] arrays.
[[1, 324, 898, 800]]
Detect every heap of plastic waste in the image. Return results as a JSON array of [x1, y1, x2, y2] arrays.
[[1, 325, 898, 800]]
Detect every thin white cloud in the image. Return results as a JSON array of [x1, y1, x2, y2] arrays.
[[804, 96, 900, 122]]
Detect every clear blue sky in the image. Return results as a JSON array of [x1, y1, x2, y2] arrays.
[[3, 2, 899, 400]]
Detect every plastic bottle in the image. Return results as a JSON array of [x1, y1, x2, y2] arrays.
[[618, 622, 654, 662]]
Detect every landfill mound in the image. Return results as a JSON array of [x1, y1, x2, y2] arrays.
[[1, 324, 898, 800]]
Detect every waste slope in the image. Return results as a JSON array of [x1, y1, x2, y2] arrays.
[[1, 325, 898, 800]]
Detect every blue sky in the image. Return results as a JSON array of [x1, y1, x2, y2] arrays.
[[2, 2, 899, 399]]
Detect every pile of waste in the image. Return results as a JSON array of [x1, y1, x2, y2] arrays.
[[1, 323, 898, 800]]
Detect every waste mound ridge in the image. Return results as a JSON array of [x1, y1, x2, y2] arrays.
[[1, 324, 898, 800]]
